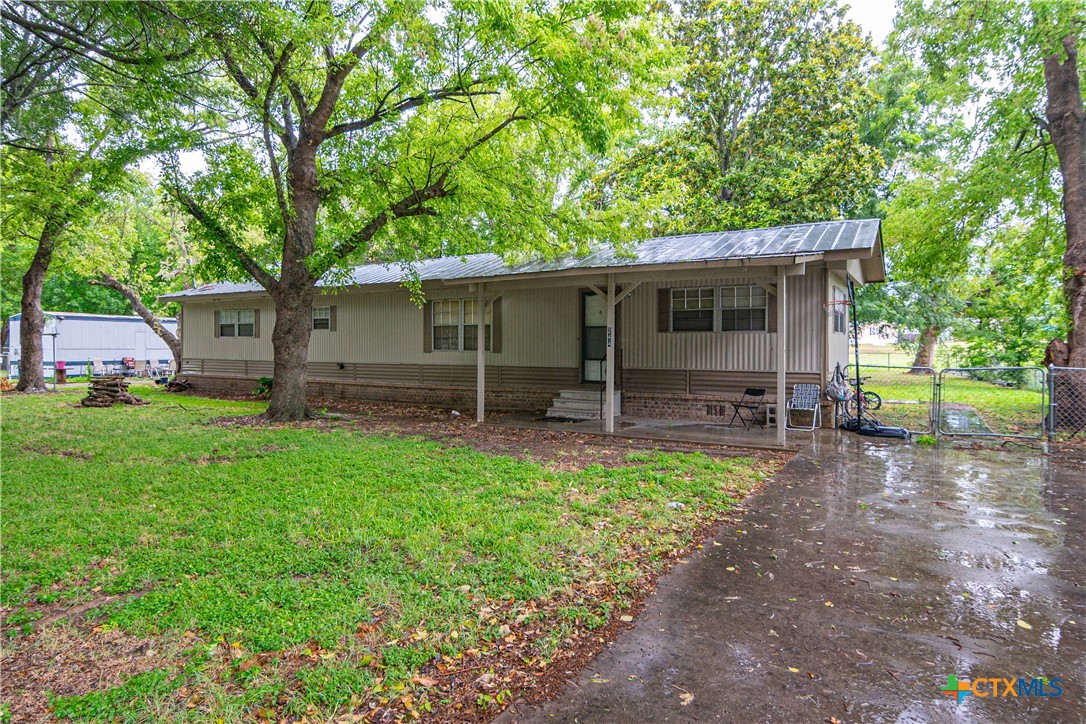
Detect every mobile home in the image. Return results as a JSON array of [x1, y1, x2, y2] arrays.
[[162, 220, 885, 441], [6, 312, 178, 378]]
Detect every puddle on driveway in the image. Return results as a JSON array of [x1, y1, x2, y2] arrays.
[[938, 405, 993, 434], [506, 433, 1085, 723]]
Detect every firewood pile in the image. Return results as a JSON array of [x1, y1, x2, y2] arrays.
[[81, 375, 149, 407]]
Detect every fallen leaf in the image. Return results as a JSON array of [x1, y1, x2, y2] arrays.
[[824, 601, 834, 607], [679, 692, 694, 706], [411, 674, 437, 687], [788, 667, 801, 673], [620, 615, 634, 622], [1016, 619, 1033, 630]]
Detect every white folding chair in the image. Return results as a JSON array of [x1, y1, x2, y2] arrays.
[[785, 383, 822, 431]]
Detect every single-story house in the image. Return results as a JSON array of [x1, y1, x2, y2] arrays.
[[161, 219, 884, 443]]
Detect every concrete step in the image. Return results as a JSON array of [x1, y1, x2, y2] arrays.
[[545, 407, 601, 421], [548, 399, 607, 413], [556, 388, 623, 403]]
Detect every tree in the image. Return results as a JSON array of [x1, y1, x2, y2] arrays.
[[2, 1, 195, 391], [589, 0, 883, 234], [1043, 36, 1086, 367], [891, 0, 1085, 364], [156, 2, 666, 421]]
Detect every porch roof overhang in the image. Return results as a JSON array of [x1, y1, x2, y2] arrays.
[[159, 218, 884, 302]]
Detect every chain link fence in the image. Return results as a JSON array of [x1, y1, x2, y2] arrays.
[[936, 367, 1047, 439], [846, 365, 935, 433], [1049, 366, 1086, 440]]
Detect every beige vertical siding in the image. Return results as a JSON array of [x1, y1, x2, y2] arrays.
[[621, 272, 824, 373], [827, 270, 851, 374], [182, 270, 828, 375], [183, 286, 580, 368]]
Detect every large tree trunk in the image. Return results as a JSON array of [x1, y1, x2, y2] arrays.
[[90, 273, 182, 369], [266, 285, 314, 421], [15, 227, 58, 392], [909, 325, 939, 371], [1045, 36, 1086, 368], [264, 147, 319, 421]]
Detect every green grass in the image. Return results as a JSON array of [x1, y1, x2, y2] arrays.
[[1, 387, 769, 721]]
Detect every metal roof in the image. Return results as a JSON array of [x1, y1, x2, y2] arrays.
[[7, 311, 178, 323], [161, 218, 881, 299]]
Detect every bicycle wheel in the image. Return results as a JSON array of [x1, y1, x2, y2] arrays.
[[846, 396, 862, 417], [862, 391, 882, 411]]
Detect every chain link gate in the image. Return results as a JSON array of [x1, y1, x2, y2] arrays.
[[936, 367, 1047, 439], [1048, 366, 1086, 440], [845, 364, 936, 433]]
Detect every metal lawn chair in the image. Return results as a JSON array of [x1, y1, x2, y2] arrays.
[[785, 383, 822, 431], [729, 388, 767, 429]]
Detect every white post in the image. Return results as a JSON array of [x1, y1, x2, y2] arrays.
[[605, 273, 616, 433], [777, 266, 787, 446], [476, 284, 486, 423]]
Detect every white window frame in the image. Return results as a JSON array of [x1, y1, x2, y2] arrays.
[[670, 287, 715, 332], [719, 285, 768, 332], [832, 287, 848, 334], [432, 299, 491, 352], [313, 306, 331, 331], [219, 309, 255, 338]]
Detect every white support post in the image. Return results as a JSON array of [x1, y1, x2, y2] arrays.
[[605, 273, 616, 433], [777, 266, 787, 446], [476, 283, 486, 423]]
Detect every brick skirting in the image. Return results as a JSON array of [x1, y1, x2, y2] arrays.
[[623, 391, 832, 427], [178, 373, 556, 412]]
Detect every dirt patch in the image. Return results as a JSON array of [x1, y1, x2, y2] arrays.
[[200, 394, 785, 470], [1, 619, 177, 722], [20, 443, 93, 461]]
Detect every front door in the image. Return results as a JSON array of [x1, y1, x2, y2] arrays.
[[582, 292, 607, 382]]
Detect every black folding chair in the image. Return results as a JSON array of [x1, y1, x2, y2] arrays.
[[729, 388, 767, 429]]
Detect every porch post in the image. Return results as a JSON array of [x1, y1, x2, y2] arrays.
[[777, 266, 787, 446], [605, 273, 616, 433], [476, 283, 486, 423]]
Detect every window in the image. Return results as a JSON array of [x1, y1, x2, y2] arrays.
[[720, 285, 767, 332], [433, 300, 460, 351], [218, 309, 255, 338], [832, 287, 848, 334], [462, 299, 492, 351], [432, 299, 492, 351], [313, 306, 331, 331], [671, 287, 714, 331]]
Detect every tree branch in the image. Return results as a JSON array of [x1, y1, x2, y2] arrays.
[[324, 85, 498, 139], [89, 273, 182, 364], [168, 187, 279, 291]]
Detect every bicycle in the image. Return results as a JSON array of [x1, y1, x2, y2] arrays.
[[846, 376, 882, 417]]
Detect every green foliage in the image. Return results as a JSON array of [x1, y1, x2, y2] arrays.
[[159, 2, 673, 289], [855, 1, 1083, 364], [589, 0, 884, 234], [252, 377, 274, 399]]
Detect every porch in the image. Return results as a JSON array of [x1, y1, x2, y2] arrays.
[[488, 411, 816, 452]]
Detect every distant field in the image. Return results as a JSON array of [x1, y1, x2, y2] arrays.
[[856, 344, 915, 368]]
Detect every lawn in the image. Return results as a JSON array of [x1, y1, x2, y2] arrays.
[[0, 387, 773, 721]]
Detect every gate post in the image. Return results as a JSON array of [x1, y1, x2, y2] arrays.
[[933, 370, 942, 439], [1048, 363, 1055, 442]]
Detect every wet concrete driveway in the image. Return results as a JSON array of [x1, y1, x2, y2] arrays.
[[503, 433, 1085, 723]]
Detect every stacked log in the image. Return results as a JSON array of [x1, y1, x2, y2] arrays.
[[81, 375, 149, 407]]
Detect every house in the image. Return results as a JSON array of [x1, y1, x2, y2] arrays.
[[161, 219, 885, 443], [5, 312, 178, 378]]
